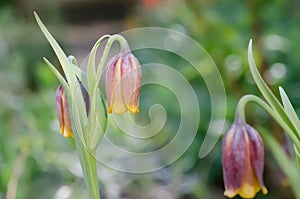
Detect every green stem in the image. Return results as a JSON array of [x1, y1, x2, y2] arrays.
[[95, 34, 129, 84], [87, 35, 111, 93], [74, 35, 130, 198], [88, 34, 129, 146], [75, 133, 100, 199], [236, 94, 300, 151], [82, 148, 99, 199]]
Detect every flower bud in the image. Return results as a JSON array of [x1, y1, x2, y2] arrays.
[[222, 121, 268, 198], [105, 53, 141, 114], [55, 81, 90, 138]]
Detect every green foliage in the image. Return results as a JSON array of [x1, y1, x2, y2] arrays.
[[1, 0, 300, 198]]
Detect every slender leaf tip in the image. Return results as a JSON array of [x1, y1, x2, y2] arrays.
[[33, 11, 39, 21], [279, 86, 284, 93], [248, 39, 253, 57]]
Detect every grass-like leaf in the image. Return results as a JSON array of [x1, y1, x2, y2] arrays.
[[87, 35, 110, 93], [90, 89, 107, 149], [293, 145, 300, 167], [73, 80, 89, 127], [248, 40, 299, 140], [279, 87, 300, 137], [71, 95, 87, 145], [260, 127, 300, 198], [34, 12, 76, 90], [68, 55, 88, 89], [43, 58, 69, 91]]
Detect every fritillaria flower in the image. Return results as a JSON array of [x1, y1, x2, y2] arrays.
[[55, 81, 90, 138], [222, 120, 268, 198], [105, 53, 141, 114]]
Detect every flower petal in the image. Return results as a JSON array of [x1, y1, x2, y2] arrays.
[[246, 125, 268, 195], [222, 124, 248, 198], [105, 55, 119, 113], [238, 127, 260, 198], [56, 85, 64, 129], [121, 54, 141, 114], [112, 56, 127, 114], [61, 88, 73, 138]]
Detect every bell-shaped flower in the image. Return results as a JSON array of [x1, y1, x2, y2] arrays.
[[56, 85, 73, 137], [105, 52, 141, 114], [55, 81, 90, 138], [222, 120, 268, 198]]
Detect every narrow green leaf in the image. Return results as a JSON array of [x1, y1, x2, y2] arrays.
[[260, 127, 300, 198], [67, 55, 88, 89], [43, 58, 69, 91], [71, 96, 87, 145], [34, 12, 76, 89], [248, 40, 299, 139], [89, 121, 103, 150], [279, 87, 300, 137], [97, 90, 107, 131], [68, 55, 78, 66], [87, 35, 110, 93], [294, 145, 300, 167], [90, 90, 107, 150], [73, 80, 89, 128]]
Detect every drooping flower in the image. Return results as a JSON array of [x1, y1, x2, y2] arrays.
[[55, 81, 90, 138], [105, 52, 141, 114], [222, 120, 268, 198], [56, 85, 73, 137]]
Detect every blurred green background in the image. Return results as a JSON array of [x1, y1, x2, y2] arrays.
[[1, 0, 300, 198]]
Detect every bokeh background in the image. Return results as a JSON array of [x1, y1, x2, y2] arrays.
[[1, 0, 300, 198]]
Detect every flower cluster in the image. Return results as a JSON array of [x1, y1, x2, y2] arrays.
[[55, 52, 141, 137], [35, 11, 142, 199]]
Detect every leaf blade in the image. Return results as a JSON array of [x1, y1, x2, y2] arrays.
[[34, 12, 76, 89], [248, 40, 299, 140], [279, 87, 300, 137]]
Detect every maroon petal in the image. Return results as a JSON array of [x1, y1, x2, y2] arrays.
[[246, 125, 268, 194], [222, 124, 248, 197], [61, 88, 73, 137], [105, 55, 120, 113], [55, 85, 73, 138], [56, 85, 64, 129], [121, 53, 141, 113]]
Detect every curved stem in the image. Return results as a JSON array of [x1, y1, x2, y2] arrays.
[[88, 35, 130, 146], [95, 34, 129, 83], [236, 94, 300, 151], [87, 34, 111, 93]]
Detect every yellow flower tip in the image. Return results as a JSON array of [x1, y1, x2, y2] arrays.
[[108, 105, 139, 114], [261, 186, 268, 195], [108, 106, 113, 114], [59, 126, 64, 135], [62, 128, 74, 138], [113, 109, 127, 114], [224, 189, 238, 198], [238, 183, 260, 198], [128, 106, 139, 114]]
